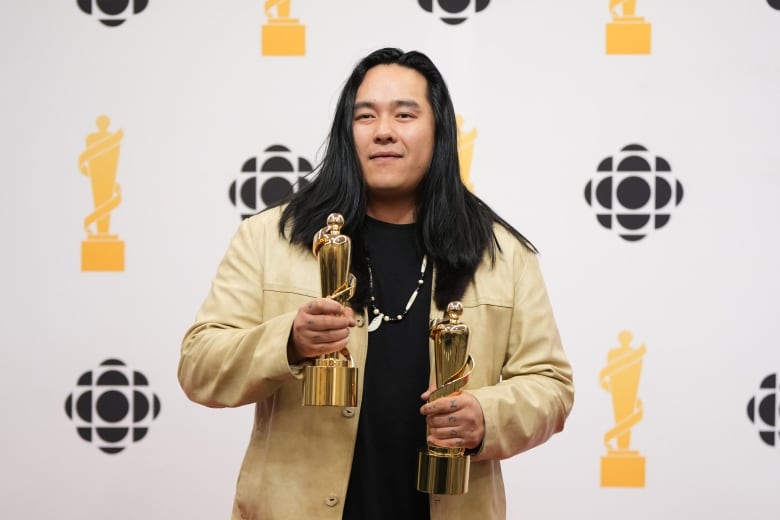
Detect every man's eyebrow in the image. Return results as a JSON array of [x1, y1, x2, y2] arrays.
[[353, 99, 422, 111]]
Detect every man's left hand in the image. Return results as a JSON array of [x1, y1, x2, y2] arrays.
[[420, 388, 485, 450]]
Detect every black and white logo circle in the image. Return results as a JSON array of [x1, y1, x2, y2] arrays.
[[747, 373, 779, 447], [64, 359, 161, 454], [417, 0, 490, 25], [77, 0, 149, 27], [584, 144, 684, 242], [229, 144, 313, 219]]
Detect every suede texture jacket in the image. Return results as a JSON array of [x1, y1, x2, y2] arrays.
[[178, 206, 574, 520]]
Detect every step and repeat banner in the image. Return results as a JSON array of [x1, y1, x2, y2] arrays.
[[2, 1, 779, 518]]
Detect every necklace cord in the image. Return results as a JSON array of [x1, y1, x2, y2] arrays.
[[366, 253, 428, 332]]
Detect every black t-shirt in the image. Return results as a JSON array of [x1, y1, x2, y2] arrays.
[[342, 217, 432, 520]]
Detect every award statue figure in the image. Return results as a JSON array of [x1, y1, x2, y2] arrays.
[[606, 0, 651, 55], [78, 115, 124, 271], [261, 0, 305, 56], [417, 301, 475, 494], [599, 330, 646, 487], [302, 213, 359, 407]]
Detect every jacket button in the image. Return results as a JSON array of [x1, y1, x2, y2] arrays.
[[341, 407, 355, 418], [325, 495, 339, 507], [355, 316, 364, 327]]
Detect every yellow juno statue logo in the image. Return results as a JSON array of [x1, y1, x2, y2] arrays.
[[261, 0, 305, 56], [606, 0, 651, 55], [78, 115, 124, 272], [600, 330, 646, 487]]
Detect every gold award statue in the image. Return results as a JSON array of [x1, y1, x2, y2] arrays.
[[606, 0, 651, 55], [302, 213, 359, 407], [78, 115, 124, 272], [261, 0, 305, 56], [599, 330, 646, 487], [417, 301, 475, 494]]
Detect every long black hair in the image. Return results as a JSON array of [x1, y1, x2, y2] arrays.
[[278, 47, 535, 310]]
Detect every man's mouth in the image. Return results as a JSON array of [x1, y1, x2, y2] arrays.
[[370, 152, 402, 159]]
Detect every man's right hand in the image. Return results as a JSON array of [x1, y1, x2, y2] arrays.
[[288, 298, 356, 364]]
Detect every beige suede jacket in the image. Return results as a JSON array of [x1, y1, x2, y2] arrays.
[[178, 206, 574, 520]]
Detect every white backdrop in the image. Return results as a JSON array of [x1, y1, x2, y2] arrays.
[[2, 1, 779, 518]]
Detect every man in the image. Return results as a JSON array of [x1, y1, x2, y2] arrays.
[[178, 47, 574, 520]]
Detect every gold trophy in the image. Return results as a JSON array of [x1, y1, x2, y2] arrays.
[[599, 330, 646, 487], [417, 301, 475, 494], [78, 115, 124, 272], [606, 0, 651, 55], [261, 0, 305, 56], [302, 213, 359, 407]]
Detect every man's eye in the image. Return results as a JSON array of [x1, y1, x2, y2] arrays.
[[355, 113, 373, 120]]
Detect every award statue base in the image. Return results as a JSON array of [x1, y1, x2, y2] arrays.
[[606, 18, 651, 55], [261, 21, 305, 56], [81, 238, 124, 271], [302, 358, 357, 407], [416, 448, 470, 494], [600, 451, 645, 487]]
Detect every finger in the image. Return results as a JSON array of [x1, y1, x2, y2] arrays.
[[343, 306, 356, 326], [420, 399, 440, 416], [308, 327, 351, 345], [426, 431, 468, 450], [304, 298, 348, 316], [420, 382, 437, 401], [424, 413, 455, 428], [303, 314, 354, 333], [420, 396, 460, 416], [297, 335, 351, 359], [428, 423, 481, 448], [295, 319, 350, 342], [296, 303, 353, 328]]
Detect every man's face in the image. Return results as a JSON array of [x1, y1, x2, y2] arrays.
[[353, 64, 435, 208]]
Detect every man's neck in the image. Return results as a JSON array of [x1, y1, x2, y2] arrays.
[[366, 199, 416, 224]]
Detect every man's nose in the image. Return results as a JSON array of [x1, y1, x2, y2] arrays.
[[374, 117, 396, 143]]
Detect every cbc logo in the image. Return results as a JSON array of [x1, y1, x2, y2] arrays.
[[229, 144, 313, 219], [77, 0, 149, 27], [64, 359, 161, 454], [417, 0, 490, 25], [584, 144, 684, 242], [747, 373, 780, 447]]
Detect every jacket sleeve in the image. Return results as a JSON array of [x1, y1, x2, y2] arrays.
[[178, 216, 304, 408], [469, 245, 574, 461]]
